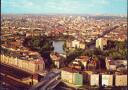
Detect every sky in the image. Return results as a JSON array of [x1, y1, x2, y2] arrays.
[[1, 0, 127, 15]]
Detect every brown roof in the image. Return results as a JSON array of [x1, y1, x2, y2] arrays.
[[61, 67, 80, 73], [76, 56, 89, 62]]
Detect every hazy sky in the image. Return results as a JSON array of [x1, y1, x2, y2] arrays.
[[1, 0, 127, 15]]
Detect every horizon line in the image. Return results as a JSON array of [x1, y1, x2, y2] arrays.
[[1, 13, 127, 16]]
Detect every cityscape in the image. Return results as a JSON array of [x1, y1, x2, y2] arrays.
[[0, 0, 127, 90]]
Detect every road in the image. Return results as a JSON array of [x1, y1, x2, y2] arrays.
[[0, 74, 31, 90], [29, 70, 61, 90]]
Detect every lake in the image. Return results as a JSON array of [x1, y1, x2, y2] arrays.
[[53, 40, 65, 53]]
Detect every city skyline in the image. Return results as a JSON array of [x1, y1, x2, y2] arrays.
[[1, 1, 127, 89], [1, 0, 127, 15]]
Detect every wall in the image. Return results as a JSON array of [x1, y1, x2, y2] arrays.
[[90, 74, 99, 86], [0, 54, 45, 73], [102, 74, 113, 86], [61, 70, 83, 86], [115, 75, 127, 86]]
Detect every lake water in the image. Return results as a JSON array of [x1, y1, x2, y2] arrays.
[[53, 41, 65, 53]]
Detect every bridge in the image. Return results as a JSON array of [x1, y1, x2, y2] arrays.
[[29, 69, 61, 90]]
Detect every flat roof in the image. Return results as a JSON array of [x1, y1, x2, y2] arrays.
[[61, 67, 80, 73]]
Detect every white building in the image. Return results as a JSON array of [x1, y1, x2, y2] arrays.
[[96, 38, 107, 50], [61, 68, 83, 86], [105, 59, 116, 71], [115, 74, 127, 86], [90, 74, 99, 86], [102, 74, 113, 87], [72, 40, 80, 48], [83, 71, 99, 86], [106, 57, 127, 71]]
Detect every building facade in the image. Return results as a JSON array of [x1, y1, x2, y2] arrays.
[[1, 54, 45, 73], [61, 68, 83, 86], [96, 38, 107, 50]]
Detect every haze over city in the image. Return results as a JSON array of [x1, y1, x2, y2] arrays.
[[2, 0, 127, 15]]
